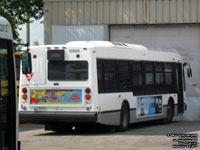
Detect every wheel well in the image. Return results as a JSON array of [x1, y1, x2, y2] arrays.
[[168, 97, 175, 116], [122, 100, 130, 110]]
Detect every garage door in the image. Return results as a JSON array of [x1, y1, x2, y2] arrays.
[[110, 24, 200, 97]]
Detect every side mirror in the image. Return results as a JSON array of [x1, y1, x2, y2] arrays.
[[22, 52, 32, 74], [187, 68, 192, 78]]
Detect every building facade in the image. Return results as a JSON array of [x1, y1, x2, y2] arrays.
[[43, 0, 200, 97]]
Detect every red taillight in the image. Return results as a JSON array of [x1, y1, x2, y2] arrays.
[[22, 88, 27, 93], [85, 88, 91, 93]]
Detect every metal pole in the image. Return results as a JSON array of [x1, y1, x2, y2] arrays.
[[26, 16, 30, 45]]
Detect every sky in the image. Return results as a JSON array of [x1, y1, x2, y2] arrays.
[[18, 17, 44, 46]]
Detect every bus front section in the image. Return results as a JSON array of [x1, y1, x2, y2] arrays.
[[19, 46, 97, 130]]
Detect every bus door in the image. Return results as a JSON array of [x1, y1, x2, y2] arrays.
[[175, 64, 184, 113], [0, 40, 16, 150]]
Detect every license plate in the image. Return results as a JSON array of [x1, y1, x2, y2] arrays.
[[34, 107, 46, 111]]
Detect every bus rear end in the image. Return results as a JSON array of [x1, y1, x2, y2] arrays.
[[19, 45, 97, 130]]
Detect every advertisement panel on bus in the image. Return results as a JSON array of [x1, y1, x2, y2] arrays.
[[137, 96, 162, 118], [30, 89, 82, 105]]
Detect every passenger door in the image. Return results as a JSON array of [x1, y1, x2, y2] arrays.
[[175, 64, 184, 113]]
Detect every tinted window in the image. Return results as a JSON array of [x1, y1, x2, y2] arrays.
[[164, 64, 172, 72], [145, 64, 154, 85], [155, 64, 164, 85], [118, 61, 129, 71], [164, 64, 173, 85], [155, 64, 163, 71], [133, 73, 142, 86], [48, 61, 88, 81], [103, 60, 118, 92], [132, 63, 142, 86], [97, 59, 176, 95], [97, 59, 118, 93], [118, 61, 131, 91], [104, 72, 118, 92], [145, 64, 153, 71], [0, 40, 9, 96], [97, 60, 104, 92], [104, 60, 115, 71], [156, 73, 163, 85], [132, 63, 141, 71], [145, 73, 153, 85]]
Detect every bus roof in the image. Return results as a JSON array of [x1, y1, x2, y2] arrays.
[[0, 16, 13, 40], [24, 41, 182, 63], [65, 41, 148, 51]]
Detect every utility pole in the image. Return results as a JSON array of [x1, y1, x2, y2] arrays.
[[26, 15, 30, 45]]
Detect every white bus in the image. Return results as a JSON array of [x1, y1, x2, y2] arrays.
[[19, 41, 191, 131], [0, 16, 20, 149]]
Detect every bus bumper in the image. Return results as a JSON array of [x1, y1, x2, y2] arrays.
[[19, 111, 97, 123]]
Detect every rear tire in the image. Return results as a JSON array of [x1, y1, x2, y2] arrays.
[[116, 103, 130, 132]]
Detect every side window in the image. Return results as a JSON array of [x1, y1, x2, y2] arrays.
[[132, 62, 144, 95], [97, 59, 104, 93], [164, 64, 173, 86], [103, 60, 118, 92], [145, 63, 154, 85], [155, 64, 164, 85], [118, 61, 131, 92], [132, 63, 142, 86]]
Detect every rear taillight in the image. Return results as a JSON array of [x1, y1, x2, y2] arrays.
[[85, 88, 91, 101], [22, 94, 27, 100], [85, 88, 91, 93], [22, 88, 27, 93], [85, 94, 91, 100], [22, 88, 28, 100]]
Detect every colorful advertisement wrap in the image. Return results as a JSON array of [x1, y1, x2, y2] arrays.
[[137, 96, 162, 118], [30, 89, 82, 105]]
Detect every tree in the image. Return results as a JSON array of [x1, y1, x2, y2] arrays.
[[0, 0, 44, 40], [33, 40, 39, 46]]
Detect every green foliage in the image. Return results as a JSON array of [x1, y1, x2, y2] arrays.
[[0, 0, 44, 40], [33, 40, 39, 46]]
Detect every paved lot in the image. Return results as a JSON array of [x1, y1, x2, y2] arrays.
[[19, 121, 200, 150]]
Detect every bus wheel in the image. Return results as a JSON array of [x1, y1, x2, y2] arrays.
[[162, 101, 174, 123], [116, 103, 129, 132]]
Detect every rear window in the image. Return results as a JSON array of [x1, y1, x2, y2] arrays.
[[48, 61, 88, 81]]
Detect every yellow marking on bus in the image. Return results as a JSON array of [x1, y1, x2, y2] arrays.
[[17, 88, 19, 94], [14, 51, 22, 56], [0, 49, 8, 54], [1, 80, 8, 86], [1, 88, 8, 95], [17, 96, 19, 104]]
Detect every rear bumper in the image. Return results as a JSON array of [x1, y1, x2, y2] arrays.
[[19, 111, 97, 123]]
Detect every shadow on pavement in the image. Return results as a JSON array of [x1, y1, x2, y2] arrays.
[[19, 123, 44, 132], [34, 121, 200, 136]]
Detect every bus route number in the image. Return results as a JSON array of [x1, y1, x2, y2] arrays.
[[69, 49, 80, 53]]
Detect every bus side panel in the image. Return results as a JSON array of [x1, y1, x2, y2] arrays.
[[96, 92, 135, 125]]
